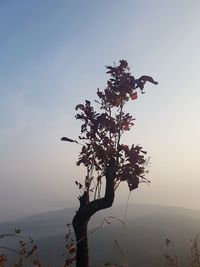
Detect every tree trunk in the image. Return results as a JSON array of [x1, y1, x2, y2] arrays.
[[72, 158, 116, 267], [73, 212, 89, 267]]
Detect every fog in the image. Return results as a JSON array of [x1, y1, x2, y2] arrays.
[[1, 0, 200, 222]]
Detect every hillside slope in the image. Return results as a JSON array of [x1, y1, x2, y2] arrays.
[[1, 203, 200, 266]]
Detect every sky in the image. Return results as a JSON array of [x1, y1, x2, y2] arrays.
[[0, 0, 200, 222]]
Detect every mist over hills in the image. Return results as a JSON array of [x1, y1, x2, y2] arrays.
[[1, 203, 200, 267]]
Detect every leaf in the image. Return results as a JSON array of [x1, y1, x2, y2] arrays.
[[130, 92, 137, 100], [113, 96, 121, 107], [0, 254, 7, 264], [85, 100, 91, 106], [75, 104, 84, 110], [33, 259, 41, 267], [119, 59, 128, 68], [61, 137, 78, 144], [68, 245, 76, 254], [78, 183, 83, 189], [128, 176, 139, 191], [139, 75, 158, 85]]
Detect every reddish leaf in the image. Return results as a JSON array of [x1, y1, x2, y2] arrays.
[[130, 92, 137, 100]]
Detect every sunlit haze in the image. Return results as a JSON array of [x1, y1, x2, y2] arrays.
[[1, 0, 200, 222]]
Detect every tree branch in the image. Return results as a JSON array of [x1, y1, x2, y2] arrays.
[[86, 157, 116, 218]]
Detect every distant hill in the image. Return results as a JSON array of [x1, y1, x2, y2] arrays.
[[1, 203, 200, 267]]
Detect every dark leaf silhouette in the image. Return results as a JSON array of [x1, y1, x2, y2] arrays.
[[61, 137, 78, 144]]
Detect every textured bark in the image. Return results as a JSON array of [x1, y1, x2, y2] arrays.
[[72, 158, 116, 267]]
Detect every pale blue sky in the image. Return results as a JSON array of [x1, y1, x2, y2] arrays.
[[0, 0, 200, 221]]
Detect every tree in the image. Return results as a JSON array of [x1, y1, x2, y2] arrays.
[[61, 60, 158, 267]]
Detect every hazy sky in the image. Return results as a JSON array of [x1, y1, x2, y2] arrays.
[[1, 0, 200, 222]]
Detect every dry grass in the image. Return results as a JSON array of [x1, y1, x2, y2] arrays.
[[103, 235, 200, 267], [164, 235, 200, 267], [1, 232, 200, 267]]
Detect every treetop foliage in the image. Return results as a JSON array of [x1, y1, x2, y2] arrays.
[[62, 60, 158, 199]]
